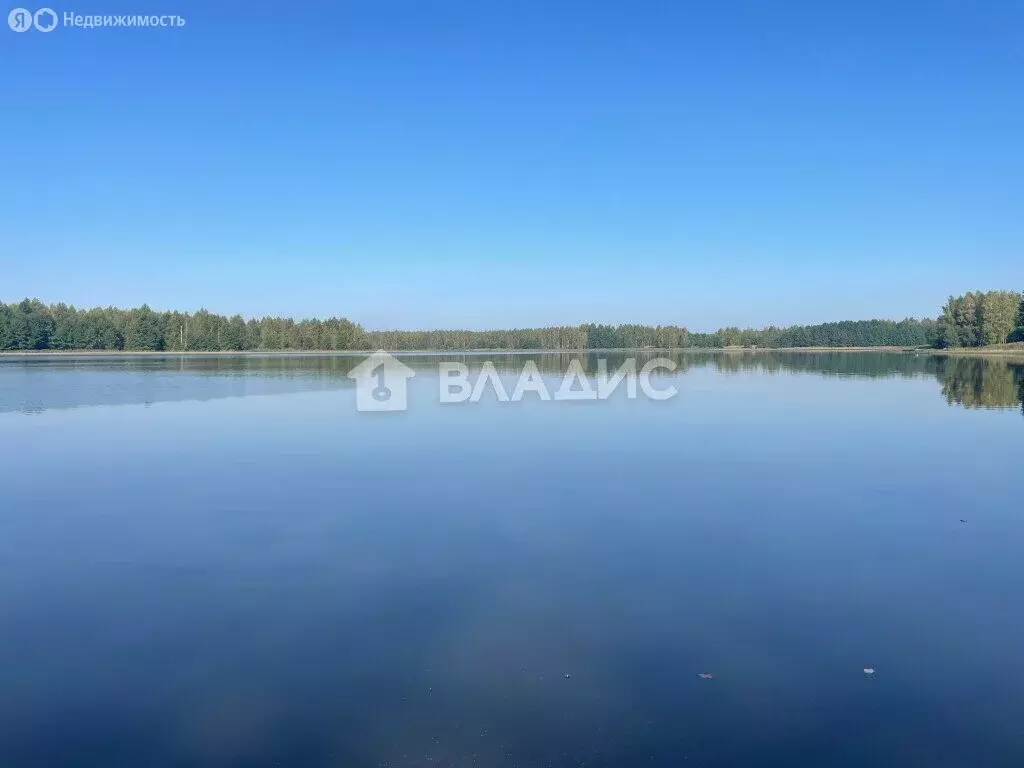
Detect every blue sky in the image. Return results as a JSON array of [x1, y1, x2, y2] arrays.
[[2, 0, 1021, 330]]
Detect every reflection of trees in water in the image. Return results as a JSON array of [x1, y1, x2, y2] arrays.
[[254, 349, 1022, 414], [666, 351, 1021, 412], [663, 351, 1023, 411], [6, 350, 1023, 415], [702, 350, 943, 378], [934, 357, 1023, 410]]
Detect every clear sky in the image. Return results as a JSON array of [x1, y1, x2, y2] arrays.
[[2, 0, 1021, 330]]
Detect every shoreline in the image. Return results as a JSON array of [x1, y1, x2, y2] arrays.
[[2, 345, 1023, 358]]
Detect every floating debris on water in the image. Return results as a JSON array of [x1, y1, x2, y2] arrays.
[[697, 673, 714, 680]]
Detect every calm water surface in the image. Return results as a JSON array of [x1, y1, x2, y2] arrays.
[[1, 352, 1022, 767]]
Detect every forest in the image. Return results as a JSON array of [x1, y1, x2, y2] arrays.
[[936, 290, 1024, 348], [0, 292, 1020, 352], [688, 318, 939, 349]]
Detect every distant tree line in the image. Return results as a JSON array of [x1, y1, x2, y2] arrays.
[[365, 324, 692, 351], [688, 318, 939, 349], [0, 292, 1020, 352], [936, 290, 1024, 348], [365, 325, 592, 351], [0, 300, 362, 352]]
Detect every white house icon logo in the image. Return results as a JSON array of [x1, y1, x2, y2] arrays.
[[348, 350, 415, 411]]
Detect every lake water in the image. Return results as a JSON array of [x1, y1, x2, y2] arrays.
[[1, 351, 1022, 767]]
